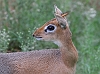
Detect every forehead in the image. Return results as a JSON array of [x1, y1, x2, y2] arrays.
[[45, 18, 59, 26]]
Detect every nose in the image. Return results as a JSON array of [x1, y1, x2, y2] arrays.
[[32, 34, 35, 37]]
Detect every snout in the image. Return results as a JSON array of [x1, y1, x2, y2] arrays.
[[32, 34, 37, 38], [32, 30, 38, 38], [32, 32, 43, 40], [32, 26, 45, 40], [32, 32, 42, 38]]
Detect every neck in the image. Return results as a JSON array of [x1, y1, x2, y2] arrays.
[[61, 38, 78, 67], [54, 34, 78, 67]]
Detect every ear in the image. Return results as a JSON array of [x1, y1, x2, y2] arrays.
[[54, 5, 68, 29], [55, 14, 67, 29], [61, 12, 69, 17], [54, 5, 62, 15]]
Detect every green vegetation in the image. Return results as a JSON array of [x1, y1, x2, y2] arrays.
[[0, 0, 100, 74]]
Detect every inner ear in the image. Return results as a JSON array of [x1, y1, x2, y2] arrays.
[[55, 14, 67, 29]]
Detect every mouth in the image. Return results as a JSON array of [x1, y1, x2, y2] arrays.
[[35, 36, 42, 38], [35, 36, 43, 40], [33, 34, 43, 40]]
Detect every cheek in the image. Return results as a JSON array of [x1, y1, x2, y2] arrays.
[[43, 34, 56, 41]]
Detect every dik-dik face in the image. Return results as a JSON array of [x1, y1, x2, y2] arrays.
[[33, 6, 71, 44], [33, 19, 63, 41]]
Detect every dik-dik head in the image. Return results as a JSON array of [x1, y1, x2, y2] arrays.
[[33, 5, 72, 46]]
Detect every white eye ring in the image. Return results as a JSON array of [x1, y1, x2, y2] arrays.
[[44, 24, 57, 33]]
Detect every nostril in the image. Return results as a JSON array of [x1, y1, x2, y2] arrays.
[[33, 34, 35, 37]]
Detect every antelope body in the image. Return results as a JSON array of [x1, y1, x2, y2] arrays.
[[0, 6, 78, 74]]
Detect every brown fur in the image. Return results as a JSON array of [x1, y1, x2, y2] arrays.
[[33, 18, 78, 67], [0, 6, 78, 74]]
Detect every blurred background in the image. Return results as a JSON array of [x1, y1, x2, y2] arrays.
[[0, 0, 100, 74]]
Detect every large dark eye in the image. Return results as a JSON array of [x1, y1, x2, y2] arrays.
[[44, 24, 57, 33], [47, 25, 55, 31]]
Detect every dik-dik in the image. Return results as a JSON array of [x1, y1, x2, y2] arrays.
[[0, 6, 78, 74]]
